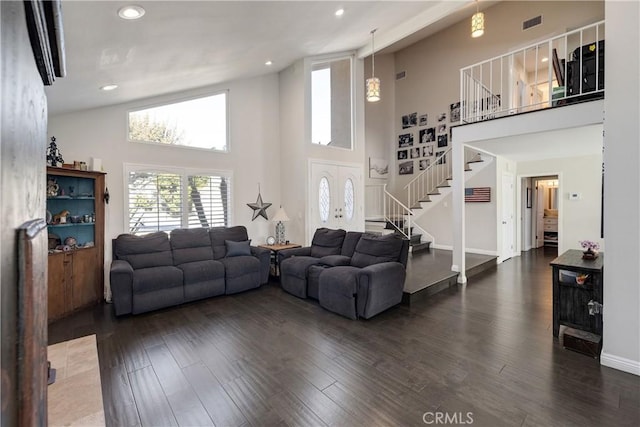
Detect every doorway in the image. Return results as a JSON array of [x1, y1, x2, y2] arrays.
[[522, 175, 559, 251], [308, 160, 364, 243]]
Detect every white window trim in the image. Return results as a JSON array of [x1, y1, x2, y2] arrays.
[[126, 89, 231, 153], [123, 163, 234, 234], [305, 52, 356, 151]]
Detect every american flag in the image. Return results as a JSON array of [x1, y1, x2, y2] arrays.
[[465, 187, 491, 202]]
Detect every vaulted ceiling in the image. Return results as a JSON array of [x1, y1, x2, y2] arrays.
[[45, 1, 486, 116]]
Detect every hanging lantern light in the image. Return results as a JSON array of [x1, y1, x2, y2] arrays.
[[471, 0, 485, 38], [366, 29, 380, 102]]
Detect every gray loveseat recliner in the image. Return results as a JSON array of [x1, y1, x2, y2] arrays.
[[110, 226, 270, 316], [279, 228, 409, 319]]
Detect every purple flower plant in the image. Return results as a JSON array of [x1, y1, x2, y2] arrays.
[[580, 240, 600, 252]]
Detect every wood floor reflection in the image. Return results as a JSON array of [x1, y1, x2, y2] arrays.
[[49, 247, 639, 427]]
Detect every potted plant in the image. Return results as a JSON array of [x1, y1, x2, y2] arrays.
[[579, 240, 600, 260]]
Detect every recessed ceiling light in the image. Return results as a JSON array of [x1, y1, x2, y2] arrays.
[[100, 84, 118, 91], [265, 60, 273, 66], [118, 5, 145, 20], [541, 57, 549, 63], [335, 8, 344, 17]]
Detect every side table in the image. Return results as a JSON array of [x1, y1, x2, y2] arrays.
[[258, 243, 302, 277], [550, 249, 604, 338]]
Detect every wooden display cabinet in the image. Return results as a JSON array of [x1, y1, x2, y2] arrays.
[[46, 167, 106, 322]]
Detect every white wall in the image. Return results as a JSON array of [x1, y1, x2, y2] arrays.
[[48, 74, 281, 294], [517, 154, 603, 255], [416, 158, 498, 254], [364, 53, 395, 185], [602, 0, 640, 376]]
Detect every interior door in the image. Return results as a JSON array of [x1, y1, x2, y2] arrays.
[[535, 182, 546, 247], [502, 173, 515, 260], [309, 161, 363, 243]]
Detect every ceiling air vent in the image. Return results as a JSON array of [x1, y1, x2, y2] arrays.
[[523, 15, 543, 31], [396, 71, 406, 80]]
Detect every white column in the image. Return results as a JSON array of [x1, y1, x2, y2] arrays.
[[452, 137, 466, 283]]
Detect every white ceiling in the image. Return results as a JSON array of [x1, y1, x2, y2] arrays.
[[467, 124, 603, 162], [46, 1, 483, 116]]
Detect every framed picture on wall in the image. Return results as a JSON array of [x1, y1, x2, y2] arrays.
[[369, 157, 389, 179], [437, 123, 447, 134], [438, 134, 448, 148], [410, 148, 420, 159], [398, 160, 414, 175], [397, 150, 408, 160], [398, 133, 414, 148], [418, 114, 428, 126], [420, 128, 435, 143], [401, 112, 417, 129], [419, 159, 430, 170], [450, 101, 461, 122], [423, 145, 434, 157]]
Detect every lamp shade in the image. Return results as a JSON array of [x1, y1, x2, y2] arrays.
[[471, 11, 485, 38], [272, 207, 290, 222], [366, 77, 381, 102]]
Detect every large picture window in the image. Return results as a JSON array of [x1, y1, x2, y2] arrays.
[[310, 56, 353, 149], [126, 165, 232, 235], [128, 91, 229, 151]]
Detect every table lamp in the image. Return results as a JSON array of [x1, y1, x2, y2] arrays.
[[272, 206, 290, 244]]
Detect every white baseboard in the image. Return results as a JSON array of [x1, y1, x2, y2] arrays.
[[431, 243, 452, 251], [600, 352, 640, 376], [467, 248, 499, 256], [430, 243, 498, 257]]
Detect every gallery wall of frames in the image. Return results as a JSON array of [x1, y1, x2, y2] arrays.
[[397, 101, 460, 176]]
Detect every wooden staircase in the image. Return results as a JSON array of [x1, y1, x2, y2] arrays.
[[365, 148, 489, 254]]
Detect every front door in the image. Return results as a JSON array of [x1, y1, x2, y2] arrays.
[[309, 161, 364, 243]]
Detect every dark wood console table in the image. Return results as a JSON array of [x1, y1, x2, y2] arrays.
[[550, 250, 603, 338]]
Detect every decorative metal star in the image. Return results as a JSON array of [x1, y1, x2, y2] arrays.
[[247, 192, 272, 221]]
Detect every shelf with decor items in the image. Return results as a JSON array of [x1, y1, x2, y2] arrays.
[[46, 167, 106, 322]]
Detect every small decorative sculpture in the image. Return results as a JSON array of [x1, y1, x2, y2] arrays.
[[47, 178, 59, 197], [46, 136, 64, 167], [53, 209, 70, 224], [247, 184, 272, 221]]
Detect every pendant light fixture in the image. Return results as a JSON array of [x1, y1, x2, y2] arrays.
[[471, 0, 485, 38], [366, 29, 381, 102]]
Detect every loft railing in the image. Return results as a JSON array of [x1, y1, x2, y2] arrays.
[[460, 20, 605, 123]]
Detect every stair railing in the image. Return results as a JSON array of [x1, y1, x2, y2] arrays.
[[405, 148, 452, 212], [383, 184, 413, 240], [364, 184, 413, 240], [404, 148, 483, 213]]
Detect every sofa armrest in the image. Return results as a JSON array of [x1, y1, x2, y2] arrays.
[[110, 260, 134, 316], [356, 262, 406, 319], [277, 246, 312, 265], [318, 255, 352, 267], [251, 246, 271, 284]]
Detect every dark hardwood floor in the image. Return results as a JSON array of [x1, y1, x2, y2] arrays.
[[49, 248, 640, 426]]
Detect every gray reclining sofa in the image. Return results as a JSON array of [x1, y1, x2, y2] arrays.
[[110, 226, 270, 316], [279, 228, 409, 319]]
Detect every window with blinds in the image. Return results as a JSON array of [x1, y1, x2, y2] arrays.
[[126, 166, 232, 235]]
